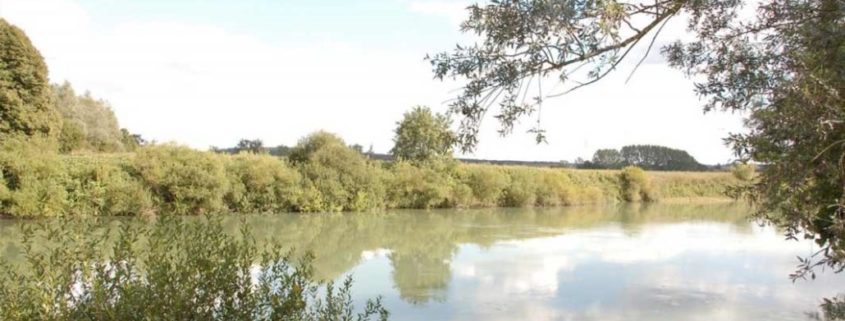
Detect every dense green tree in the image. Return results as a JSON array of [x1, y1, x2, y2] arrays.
[[0, 19, 61, 141], [391, 106, 456, 162], [51, 82, 130, 153], [591, 149, 624, 169], [429, 0, 844, 274], [289, 131, 386, 212]]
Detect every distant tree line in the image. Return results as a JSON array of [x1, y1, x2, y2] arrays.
[[211, 139, 368, 158], [579, 145, 708, 171]]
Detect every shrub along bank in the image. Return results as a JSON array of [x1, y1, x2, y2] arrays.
[[0, 133, 740, 218]]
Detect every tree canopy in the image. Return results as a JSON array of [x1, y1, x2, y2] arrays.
[[620, 145, 703, 171], [429, 0, 845, 274], [0, 18, 61, 141], [52, 82, 136, 153], [591, 149, 624, 168], [235, 139, 266, 154], [391, 106, 456, 162], [586, 145, 703, 170]]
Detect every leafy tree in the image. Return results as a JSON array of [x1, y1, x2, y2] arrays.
[[619, 145, 703, 171], [235, 139, 265, 154], [289, 131, 386, 212], [0, 19, 61, 141], [591, 149, 624, 169], [430, 0, 845, 274], [51, 82, 130, 152], [390, 106, 456, 162]]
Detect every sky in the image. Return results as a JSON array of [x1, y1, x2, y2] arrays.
[[0, 0, 745, 164]]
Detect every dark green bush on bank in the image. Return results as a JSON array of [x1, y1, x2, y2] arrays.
[[0, 217, 389, 321], [387, 159, 468, 209], [225, 153, 301, 213], [133, 144, 229, 215], [290, 132, 386, 212], [64, 155, 152, 217], [0, 137, 67, 218], [458, 165, 509, 207]]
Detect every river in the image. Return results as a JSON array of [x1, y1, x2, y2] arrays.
[[1, 203, 842, 320]]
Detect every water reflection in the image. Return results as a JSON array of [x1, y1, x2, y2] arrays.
[[0, 203, 842, 320]]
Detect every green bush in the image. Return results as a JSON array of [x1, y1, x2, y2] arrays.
[[0, 217, 389, 321], [459, 165, 509, 207], [291, 132, 386, 212], [387, 160, 455, 209], [132, 144, 229, 215], [500, 169, 538, 207], [224, 153, 301, 213], [619, 166, 658, 202], [535, 169, 577, 206], [64, 155, 152, 216], [0, 137, 67, 217]]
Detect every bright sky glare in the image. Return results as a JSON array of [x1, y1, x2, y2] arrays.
[[0, 0, 745, 164]]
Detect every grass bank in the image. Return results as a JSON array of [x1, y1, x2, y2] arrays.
[[0, 136, 741, 218]]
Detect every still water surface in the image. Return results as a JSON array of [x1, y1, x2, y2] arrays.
[[1, 203, 843, 320]]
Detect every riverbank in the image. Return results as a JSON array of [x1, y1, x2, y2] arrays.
[[0, 142, 741, 218]]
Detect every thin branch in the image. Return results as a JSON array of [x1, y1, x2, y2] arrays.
[[625, 13, 674, 83], [547, 27, 646, 98], [546, 3, 681, 71]]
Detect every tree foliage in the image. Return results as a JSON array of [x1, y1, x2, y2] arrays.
[[0, 18, 61, 141], [391, 106, 456, 162], [133, 145, 229, 216], [430, 0, 845, 275], [290, 131, 386, 212], [51, 82, 137, 153], [427, 0, 684, 150], [591, 148, 624, 169], [235, 139, 266, 154], [619, 145, 703, 171], [0, 137, 66, 217], [586, 145, 703, 170]]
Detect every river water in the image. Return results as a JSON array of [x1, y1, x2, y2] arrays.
[[1, 203, 842, 320]]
